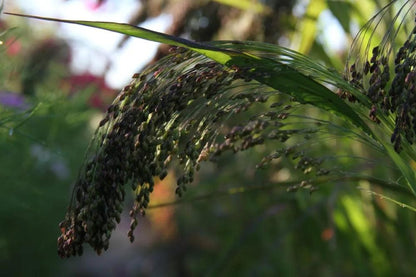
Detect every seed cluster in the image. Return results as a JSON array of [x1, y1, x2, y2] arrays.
[[389, 26, 416, 151], [57, 48, 263, 257], [346, 20, 416, 151], [58, 46, 333, 257]]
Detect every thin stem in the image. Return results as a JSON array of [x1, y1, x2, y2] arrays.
[[148, 175, 413, 209]]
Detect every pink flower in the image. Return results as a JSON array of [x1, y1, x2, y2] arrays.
[[5, 38, 22, 56], [85, 0, 107, 11], [64, 73, 117, 110]]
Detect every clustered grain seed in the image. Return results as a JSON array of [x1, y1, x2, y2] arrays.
[[58, 46, 333, 257], [345, 18, 416, 151], [57, 48, 270, 257]]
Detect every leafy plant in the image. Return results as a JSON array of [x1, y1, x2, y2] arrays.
[[6, 0, 416, 258]]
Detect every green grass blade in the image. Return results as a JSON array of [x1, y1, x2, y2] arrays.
[[382, 143, 416, 195], [4, 12, 236, 65], [358, 188, 416, 212], [4, 12, 375, 137]]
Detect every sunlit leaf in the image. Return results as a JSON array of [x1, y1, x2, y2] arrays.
[[212, 0, 271, 14], [327, 0, 353, 33], [5, 12, 375, 136], [292, 0, 326, 54]]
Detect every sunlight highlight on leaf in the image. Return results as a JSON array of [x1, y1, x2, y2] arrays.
[[4, 12, 375, 137], [291, 0, 326, 54], [212, 0, 271, 15], [358, 188, 416, 212]]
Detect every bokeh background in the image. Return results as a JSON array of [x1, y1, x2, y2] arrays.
[[2, 0, 416, 276]]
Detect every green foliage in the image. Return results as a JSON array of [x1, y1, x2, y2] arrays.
[[5, 0, 416, 276], [11, 1, 416, 260], [0, 18, 99, 274], [0, 95, 97, 275]]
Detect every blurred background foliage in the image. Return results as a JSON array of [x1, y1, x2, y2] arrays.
[[2, 0, 416, 276]]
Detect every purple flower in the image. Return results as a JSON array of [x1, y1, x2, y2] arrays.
[[0, 91, 29, 109]]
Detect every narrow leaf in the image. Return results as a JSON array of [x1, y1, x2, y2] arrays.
[[5, 12, 375, 137], [359, 188, 416, 212]]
